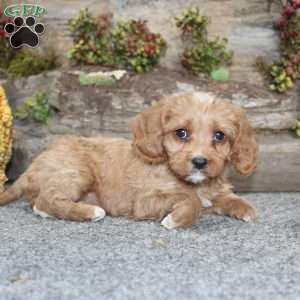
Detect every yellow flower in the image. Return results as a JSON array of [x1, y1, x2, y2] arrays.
[[0, 85, 13, 189]]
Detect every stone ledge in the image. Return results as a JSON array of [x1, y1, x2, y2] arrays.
[[229, 133, 300, 192], [7, 126, 300, 192], [3, 69, 299, 131], [2, 69, 300, 191]]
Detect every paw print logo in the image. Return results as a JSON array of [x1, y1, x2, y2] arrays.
[[4, 16, 45, 48]]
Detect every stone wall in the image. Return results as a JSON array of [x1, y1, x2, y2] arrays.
[[4, 70, 300, 191]]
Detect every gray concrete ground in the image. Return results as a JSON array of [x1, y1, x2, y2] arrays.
[[0, 193, 299, 300]]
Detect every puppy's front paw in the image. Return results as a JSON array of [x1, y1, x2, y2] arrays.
[[228, 199, 256, 222], [201, 198, 213, 208], [33, 205, 52, 218], [161, 214, 178, 230], [91, 207, 106, 222]]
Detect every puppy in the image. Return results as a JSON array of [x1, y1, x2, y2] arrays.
[[0, 93, 258, 229]]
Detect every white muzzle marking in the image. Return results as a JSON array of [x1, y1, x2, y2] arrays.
[[186, 171, 206, 184]]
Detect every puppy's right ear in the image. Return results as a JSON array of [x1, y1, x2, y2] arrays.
[[230, 107, 258, 176], [129, 102, 167, 164]]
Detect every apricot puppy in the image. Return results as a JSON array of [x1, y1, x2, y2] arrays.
[[0, 93, 258, 229]]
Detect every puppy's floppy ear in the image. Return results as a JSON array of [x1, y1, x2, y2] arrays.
[[230, 108, 258, 176], [129, 102, 167, 163]]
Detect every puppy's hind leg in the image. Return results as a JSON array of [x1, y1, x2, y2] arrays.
[[34, 183, 106, 222], [0, 174, 27, 206]]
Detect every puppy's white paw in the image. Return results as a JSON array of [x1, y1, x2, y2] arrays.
[[92, 207, 106, 222], [33, 205, 51, 218], [201, 198, 213, 208], [161, 214, 177, 230], [238, 203, 256, 222], [242, 214, 254, 222]]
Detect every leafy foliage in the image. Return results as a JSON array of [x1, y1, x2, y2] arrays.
[[292, 119, 300, 137], [175, 7, 233, 78], [16, 92, 52, 124], [7, 50, 58, 79], [258, 0, 300, 92], [175, 7, 209, 42], [68, 9, 114, 65], [68, 9, 167, 73], [269, 56, 299, 92], [111, 20, 167, 73]]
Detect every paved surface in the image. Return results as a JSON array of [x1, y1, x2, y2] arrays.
[[0, 193, 299, 300]]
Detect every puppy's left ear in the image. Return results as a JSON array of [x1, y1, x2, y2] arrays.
[[129, 102, 167, 163], [230, 108, 258, 176]]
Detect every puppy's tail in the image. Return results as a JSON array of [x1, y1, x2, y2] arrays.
[[0, 175, 26, 206]]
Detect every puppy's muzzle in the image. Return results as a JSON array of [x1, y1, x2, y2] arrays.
[[192, 156, 208, 170]]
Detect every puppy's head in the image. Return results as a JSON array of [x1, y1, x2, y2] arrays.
[[129, 93, 257, 184]]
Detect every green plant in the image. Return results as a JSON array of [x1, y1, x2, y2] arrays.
[[68, 9, 167, 72], [269, 58, 297, 92], [7, 50, 58, 79], [292, 119, 300, 137], [175, 7, 233, 77], [256, 54, 299, 92], [258, 0, 300, 92], [175, 7, 209, 42], [16, 92, 51, 124], [67, 9, 114, 65], [112, 19, 167, 72]]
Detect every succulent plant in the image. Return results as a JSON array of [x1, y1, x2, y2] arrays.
[[112, 19, 167, 72], [68, 9, 167, 73], [176, 7, 233, 77], [175, 6, 209, 42], [258, 0, 300, 92], [16, 92, 51, 124], [292, 119, 300, 137], [0, 86, 13, 191], [68, 9, 114, 65], [269, 60, 294, 92]]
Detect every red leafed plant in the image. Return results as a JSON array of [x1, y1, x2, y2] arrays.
[[68, 9, 167, 73], [273, 0, 300, 53], [258, 0, 300, 92]]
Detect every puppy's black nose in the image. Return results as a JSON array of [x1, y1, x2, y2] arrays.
[[192, 156, 208, 170]]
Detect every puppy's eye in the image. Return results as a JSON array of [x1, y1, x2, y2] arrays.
[[175, 128, 189, 140], [213, 131, 225, 141]]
